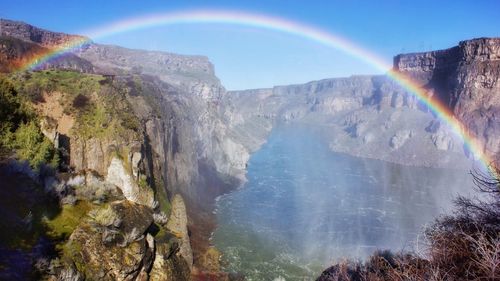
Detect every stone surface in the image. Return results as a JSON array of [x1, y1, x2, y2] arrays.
[[390, 130, 412, 149], [166, 194, 193, 269], [63, 200, 153, 280], [106, 157, 154, 207]]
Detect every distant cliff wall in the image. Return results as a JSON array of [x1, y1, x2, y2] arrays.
[[395, 38, 500, 165], [0, 18, 88, 47], [227, 38, 500, 169]]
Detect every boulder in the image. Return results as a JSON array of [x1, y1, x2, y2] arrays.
[[61, 200, 154, 280]]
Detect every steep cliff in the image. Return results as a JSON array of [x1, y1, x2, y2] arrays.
[[0, 18, 251, 279], [395, 38, 500, 165], [0, 70, 197, 280]]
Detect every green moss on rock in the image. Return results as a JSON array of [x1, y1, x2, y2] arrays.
[[44, 201, 92, 240]]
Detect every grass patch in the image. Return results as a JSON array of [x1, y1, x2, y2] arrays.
[[9, 70, 103, 103], [44, 201, 92, 240]]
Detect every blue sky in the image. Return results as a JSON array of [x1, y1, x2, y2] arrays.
[[2, 0, 499, 90]]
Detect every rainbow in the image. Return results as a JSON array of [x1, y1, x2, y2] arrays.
[[17, 9, 496, 172]]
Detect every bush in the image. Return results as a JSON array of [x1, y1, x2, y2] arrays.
[[424, 168, 500, 280], [0, 76, 31, 132], [12, 121, 59, 169], [0, 76, 59, 169], [72, 94, 89, 108]]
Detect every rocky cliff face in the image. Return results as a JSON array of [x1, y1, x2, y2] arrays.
[[0, 18, 252, 280], [0, 19, 95, 72], [226, 74, 470, 169], [395, 38, 500, 165], [77, 44, 218, 92], [0, 19, 88, 48], [0, 70, 196, 280], [0, 35, 94, 73]]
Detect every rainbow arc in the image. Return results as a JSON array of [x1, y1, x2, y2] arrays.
[[14, 9, 495, 172]]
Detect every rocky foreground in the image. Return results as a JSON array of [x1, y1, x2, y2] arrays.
[[0, 18, 499, 280]]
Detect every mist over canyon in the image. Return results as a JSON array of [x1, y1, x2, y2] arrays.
[[0, 18, 499, 281], [213, 125, 474, 280]]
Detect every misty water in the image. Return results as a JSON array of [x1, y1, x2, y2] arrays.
[[212, 125, 475, 281]]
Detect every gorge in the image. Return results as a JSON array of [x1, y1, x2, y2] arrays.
[[0, 18, 499, 281]]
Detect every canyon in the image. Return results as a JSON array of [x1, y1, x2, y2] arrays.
[[0, 18, 499, 280]]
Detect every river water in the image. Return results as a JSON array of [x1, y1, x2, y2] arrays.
[[212, 125, 474, 280]]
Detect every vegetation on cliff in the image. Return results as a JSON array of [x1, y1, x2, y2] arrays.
[[8, 70, 141, 140], [0, 76, 58, 169]]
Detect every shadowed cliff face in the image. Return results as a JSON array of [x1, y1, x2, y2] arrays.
[[0, 36, 95, 73], [0, 19, 95, 72], [395, 38, 500, 166]]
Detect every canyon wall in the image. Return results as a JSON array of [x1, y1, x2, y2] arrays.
[[226, 75, 469, 169], [1, 19, 250, 280], [395, 38, 500, 165], [226, 38, 500, 169]]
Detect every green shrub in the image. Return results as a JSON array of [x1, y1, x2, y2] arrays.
[[12, 121, 59, 169], [0, 77, 31, 128], [10, 70, 103, 102], [0, 76, 59, 168]]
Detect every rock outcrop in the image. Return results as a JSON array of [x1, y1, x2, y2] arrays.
[[51, 199, 187, 281], [166, 195, 193, 269], [106, 157, 155, 207]]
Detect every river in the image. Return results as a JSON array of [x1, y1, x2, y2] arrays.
[[213, 125, 474, 280]]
